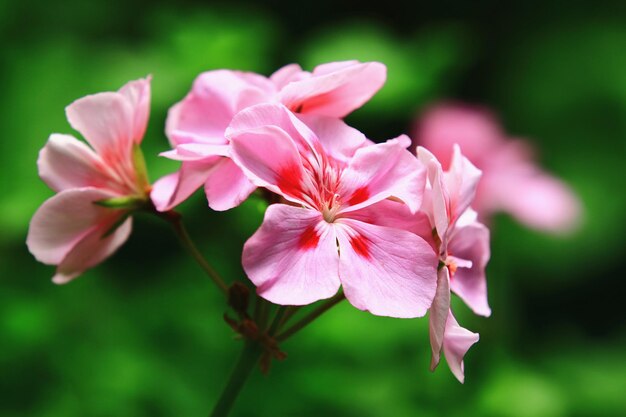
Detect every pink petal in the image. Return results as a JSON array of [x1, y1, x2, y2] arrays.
[[160, 143, 230, 161], [444, 144, 482, 225], [27, 187, 123, 265], [496, 172, 582, 232], [443, 311, 479, 384], [53, 216, 132, 284], [429, 268, 451, 371], [448, 221, 491, 316], [418, 145, 482, 239], [204, 158, 257, 211], [296, 113, 367, 162], [311, 60, 361, 75], [118, 77, 151, 143], [226, 103, 318, 153], [339, 135, 426, 214], [417, 146, 450, 239], [347, 200, 434, 247], [335, 218, 438, 318], [229, 122, 309, 206], [414, 103, 503, 168], [150, 160, 217, 211], [65, 91, 134, 162], [242, 204, 341, 305], [37, 134, 118, 193], [270, 63, 307, 89], [279, 61, 387, 117], [166, 70, 275, 147]]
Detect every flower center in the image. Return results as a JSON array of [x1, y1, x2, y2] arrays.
[[444, 255, 473, 278], [299, 153, 344, 221], [321, 195, 341, 222]]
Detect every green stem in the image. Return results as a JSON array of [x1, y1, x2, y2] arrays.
[[209, 342, 262, 417], [267, 306, 288, 336], [253, 296, 270, 331], [278, 306, 299, 329], [166, 212, 228, 294], [276, 292, 346, 342]]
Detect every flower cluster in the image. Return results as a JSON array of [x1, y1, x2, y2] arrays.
[[26, 60, 580, 384]]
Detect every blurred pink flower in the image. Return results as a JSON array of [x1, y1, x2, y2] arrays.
[[414, 103, 582, 232], [27, 78, 151, 284], [151, 61, 386, 212], [418, 145, 490, 383], [228, 103, 438, 318]]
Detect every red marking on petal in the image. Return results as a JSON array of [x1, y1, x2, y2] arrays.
[[298, 225, 320, 250], [349, 234, 371, 259], [347, 186, 370, 206], [277, 164, 304, 199]]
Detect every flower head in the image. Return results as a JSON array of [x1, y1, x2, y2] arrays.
[[416, 145, 490, 382], [151, 61, 387, 212], [27, 78, 152, 283], [227, 103, 438, 318]]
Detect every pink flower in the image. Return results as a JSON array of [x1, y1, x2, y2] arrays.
[[414, 103, 582, 232], [151, 61, 387, 212], [417, 145, 490, 382], [26, 78, 152, 283], [227, 103, 438, 318]]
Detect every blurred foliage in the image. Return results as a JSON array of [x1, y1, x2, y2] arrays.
[[1, 1, 625, 417]]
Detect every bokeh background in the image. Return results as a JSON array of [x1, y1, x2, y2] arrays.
[[1, 1, 625, 416]]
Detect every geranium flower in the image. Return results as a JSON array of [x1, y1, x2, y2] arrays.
[[227, 103, 438, 318], [417, 145, 490, 382], [26, 78, 151, 283], [151, 60, 386, 212], [414, 103, 581, 232]]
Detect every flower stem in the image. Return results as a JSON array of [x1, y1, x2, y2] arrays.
[[209, 342, 262, 417], [276, 292, 346, 342], [165, 211, 228, 295], [279, 306, 299, 329], [267, 306, 288, 336], [253, 296, 271, 331]]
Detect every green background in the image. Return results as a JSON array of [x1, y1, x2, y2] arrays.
[[1, 1, 625, 416]]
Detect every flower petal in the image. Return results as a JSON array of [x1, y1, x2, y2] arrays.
[[242, 204, 340, 305], [204, 158, 256, 211], [296, 113, 367, 162], [417, 146, 450, 239], [429, 267, 451, 371], [160, 143, 230, 161], [270, 63, 306, 89], [166, 70, 275, 147], [443, 311, 479, 384], [414, 103, 503, 168], [229, 122, 309, 206], [37, 134, 118, 193], [150, 160, 217, 211], [226, 103, 318, 153], [27, 187, 122, 265], [444, 144, 482, 224], [53, 216, 132, 284], [448, 221, 491, 316], [118, 77, 151, 143], [495, 172, 582, 232], [280, 61, 387, 117], [335, 219, 438, 318], [347, 200, 434, 247], [65, 91, 134, 162], [339, 136, 426, 213]]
